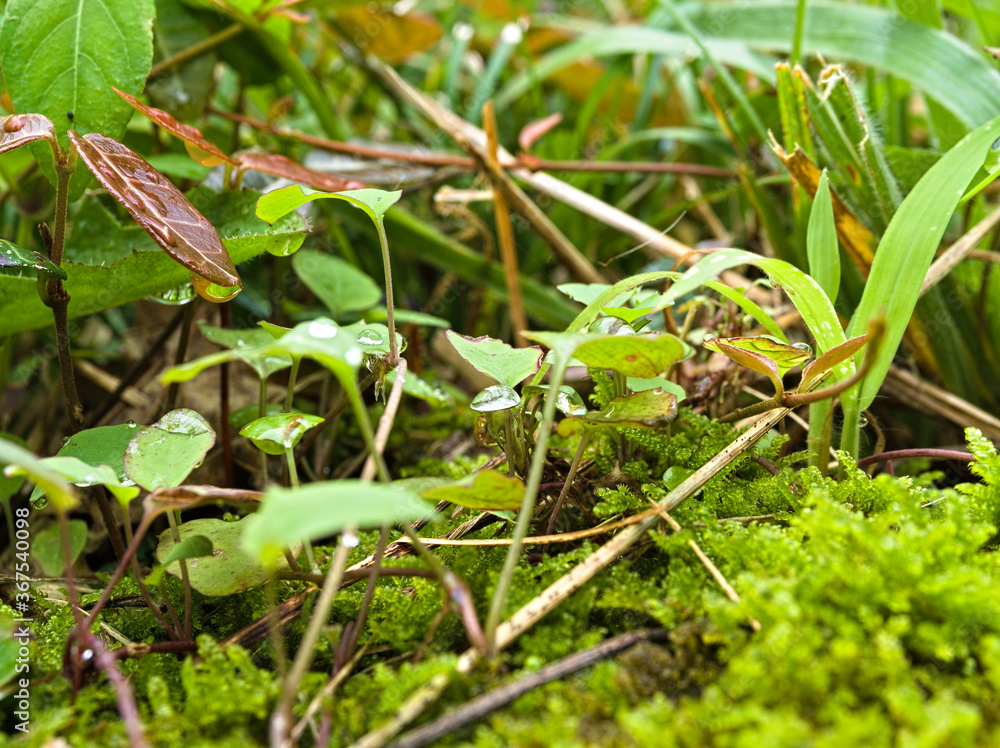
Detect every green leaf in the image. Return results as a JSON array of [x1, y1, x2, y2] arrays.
[[683, 1, 1000, 129], [0, 190, 306, 334], [291, 249, 382, 319], [31, 520, 88, 577], [198, 323, 292, 381], [847, 114, 1000, 412], [0, 239, 66, 279], [0, 438, 78, 512], [470, 385, 521, 412], [599, 305, 655, 326], [241, 481, 432, 560], [256, 185, 402, 225], [123, 409, 215, 491], [156, 518, 292, 596], [0, 0, 155, 149], [704, 335, 811, 397], [807, 171, 840, 304], [445, 331, 543, 388], [420, 470, 525, 511], [22, 456, 139, 507], [239, 413, 324, 456], [574, 333, 691, 379], [564, 388, 678, 430]]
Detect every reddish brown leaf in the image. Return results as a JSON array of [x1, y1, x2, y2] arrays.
[[0, 113, 57, 155], [68, 131, 239, 288], [518, 112, 562, 153], [236, 152, 366, 192], [113, 87, 235, 167]]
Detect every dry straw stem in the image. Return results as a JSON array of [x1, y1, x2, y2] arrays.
[[349, 403, 795, 748], [883, 365, 1000, 441], [360, 55, 603, 285]]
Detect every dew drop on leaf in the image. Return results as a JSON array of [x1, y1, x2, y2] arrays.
[[307, 319, 339, 339], [357, 328, 386, 346], [191, 275, 241, 303], [148, 283, 196, 306], [127, 420, 138, 428]]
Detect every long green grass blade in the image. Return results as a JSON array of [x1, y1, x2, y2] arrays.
[[845, 114, 1000, 428], [807, 171, 840, 304], [684, 1, 1000, 129]]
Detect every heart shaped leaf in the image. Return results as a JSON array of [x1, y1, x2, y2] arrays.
[[156, 517, 294, 596], [68, 131, 239, 291], [124, 409, 215, 491], [31, 520, 88, 576], [566, 388, 678, 430], [239, 413, 324, 455], [420, 470, 525, 510], [241, 480, 432, 560], [292, 249, 382, 319], [113, 87, 235, 166], [256, 185, 401, 225], [574, 333, 691, 379], [445, 332, 543, 388], [198, 323, 293, 380]]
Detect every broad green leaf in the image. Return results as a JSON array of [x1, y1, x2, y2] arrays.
[[0, 239, 66, 280], [0, 0, 154, 149], [627, 376, 686, 402], [574, 333, 691, 379], [599, 305, 655, 326], [123, 409, 215, 491], [847, 114, 1000, 413], [21, 457, 139, 507], [156, 517, 292, 596], [292, 249, 381, 319], [807, 171, 840, 304], [30, 520, 88, 577], [51, 423, 142, 484], [0, 438, 77, 511], [198, 323, 292, 381], [241, 481, 432, 560], [256, 185, 402, 225], [445, 331, 543, 388], [229, 403, 286, 431], [470, 385, 520, 412], [366, 307, 450, 329], [0, 190, 306, 334], [564, 388, 678, 430], [239, 413, 324, 456], [420, 470, 525, 511]]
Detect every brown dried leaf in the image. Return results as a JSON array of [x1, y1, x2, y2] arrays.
[[236, 152, 366, 192], [0, 113, 57, 155], [113, 87, 235, 166], [68, 131, 239, 287], [144, 485, 263, 515]]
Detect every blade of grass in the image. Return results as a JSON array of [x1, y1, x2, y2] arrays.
[[843, 113, 1000, 455]]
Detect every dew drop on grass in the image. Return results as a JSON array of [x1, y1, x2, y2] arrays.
[[471, 384, 520, 412], [342, 530, 360, 548], [858, 415, 869, 427], [127, 420, 138, 428]]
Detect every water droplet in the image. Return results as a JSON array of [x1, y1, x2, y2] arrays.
[[556, 388, 587, 416], [191, 275, 241, 303], [470, 384, 520, 412], [323, 466, 331, 475], [61, 436, 70, 446], [127, 420, 138, 428], [356, 328, 386, 347], [792, 342, 813, 357], [342, 531, 360, 548], [307, 319, 338, 339], [148, 282, 195, 306], [704, 334, 718, 343], [858, 415, 869, 427]]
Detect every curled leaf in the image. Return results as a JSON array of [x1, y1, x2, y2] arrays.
[[113, 87, 235, 166], [0, 113, 56, 155], [0, 239, 67, 279], [68, 131, 239, 289]]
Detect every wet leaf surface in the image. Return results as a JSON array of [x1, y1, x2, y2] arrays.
[[239, 413, 324, 455], [446, 332, 543, 388], [157, 517, 294, 596], [0, 239, 66, 279], [69, 131, 239, 288], [0, 113, 56, 155], [420, 469, 525, 510], [123, 409, 215, 491]]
